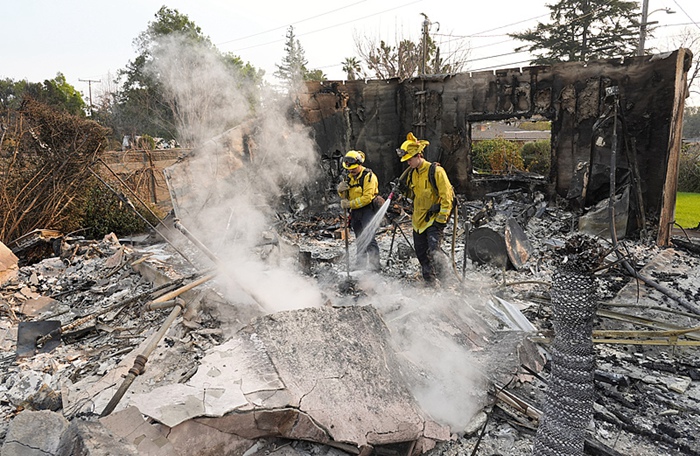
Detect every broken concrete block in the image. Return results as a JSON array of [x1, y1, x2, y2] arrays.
[[5, 370, 53, 406], [129, 334, 276, 427], [243, 305, 444, 447], [130, 382, 246, 428], [166, 419, 256, 456], [57, 418, 139, 456], [20, 383, 62, 411], [1, 410, 68, 456], [100, 406, 177, 455]]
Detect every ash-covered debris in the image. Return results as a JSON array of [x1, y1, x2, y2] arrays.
[[1, 183, 700, 456]]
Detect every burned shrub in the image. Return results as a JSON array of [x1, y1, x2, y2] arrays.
[[0, 99, 151, 242], [0, 99, 110, 243]]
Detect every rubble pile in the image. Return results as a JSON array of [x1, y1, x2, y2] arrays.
[[1, 187, 699, 456]]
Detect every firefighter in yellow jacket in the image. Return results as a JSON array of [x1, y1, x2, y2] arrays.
[[337, 150, 381, 271], [397, 132, 454, 284]]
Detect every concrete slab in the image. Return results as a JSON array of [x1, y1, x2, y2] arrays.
[[166, 419, 256, 456], [248, 305, 436, 446], [130, 305, 449, 452], [57, 418, 139, 456], [129, 334, 279, 427], [100, 406, 177, 455]]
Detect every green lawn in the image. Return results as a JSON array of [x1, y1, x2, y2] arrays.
[[675, 192, 700, 229]]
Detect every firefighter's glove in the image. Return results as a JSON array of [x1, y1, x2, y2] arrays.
[[340, 199, 351, 209], [427, 203, 441, 219], [433, 221, 446, 232], [390, 178, 400, 193], [337, 181, 349, 193]]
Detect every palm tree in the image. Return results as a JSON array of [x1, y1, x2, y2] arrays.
[[341, 57, 362, 81]]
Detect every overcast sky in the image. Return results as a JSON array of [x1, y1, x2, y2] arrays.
[[2, 0, 699, 102]]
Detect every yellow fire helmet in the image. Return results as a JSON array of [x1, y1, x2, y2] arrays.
[[342, 150, 365, 170], [397, 132, 429, 162]]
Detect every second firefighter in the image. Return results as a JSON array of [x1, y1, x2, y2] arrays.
[[337, 150, 381, 271]]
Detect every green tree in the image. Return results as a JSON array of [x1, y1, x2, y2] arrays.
[[108, 6, 263, 146], [274, 26, 326, 88], [509, 0, 640, 64], [0, 74, 86, 116], [678, 143, 700, 193], [342, 57, 363, 80], [521, 139, 551, 175]]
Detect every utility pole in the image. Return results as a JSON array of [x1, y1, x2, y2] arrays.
[[79, 78, 101, 110], [637, 0, 650, 56], [637, 1, 675, 56]]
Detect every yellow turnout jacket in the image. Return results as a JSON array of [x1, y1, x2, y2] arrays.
[[338, 166, 379, 210], [403, 160, 454, 233]]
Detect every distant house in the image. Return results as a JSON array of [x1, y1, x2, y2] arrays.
[[471, 121, 551, 144]]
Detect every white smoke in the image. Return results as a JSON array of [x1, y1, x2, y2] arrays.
[[150, 33, 323, 313], [354, 273, 497, 431]]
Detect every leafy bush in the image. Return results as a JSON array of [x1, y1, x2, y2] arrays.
[[0, 99, 109, 243], [80, 185, 154, 239], [521, 139, 551, 175], [678, 143, 700, 193], [472, 138, 524, 173]]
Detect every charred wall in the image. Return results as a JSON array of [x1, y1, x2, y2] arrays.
[[298, 49, 692, 243]]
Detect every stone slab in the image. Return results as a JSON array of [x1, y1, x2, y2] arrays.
[[1, 410, 68, 456]]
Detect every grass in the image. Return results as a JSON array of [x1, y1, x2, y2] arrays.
[[675, 192, 700, 229]]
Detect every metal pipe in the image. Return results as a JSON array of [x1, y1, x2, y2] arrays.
[[100, 300, 184, 417], [462, 221, 470, 279], [99, 274, 214, 417], [343, 209, 351, 279], [173, 218, 220, 264], [387, 222, 397, 266], [36, 276, 188, 348], [144, 298, 183, 311]]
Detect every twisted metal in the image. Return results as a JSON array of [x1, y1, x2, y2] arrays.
[[532, 267, 598, 456]]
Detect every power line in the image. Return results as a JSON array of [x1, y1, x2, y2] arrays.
[[449, 13, 550, 39], [216, 0, 368, 46], [470, 59, 535, 72], [466, 49, 529, 64], [220, 0, 424, 52], [671, 0, 700, 30]]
